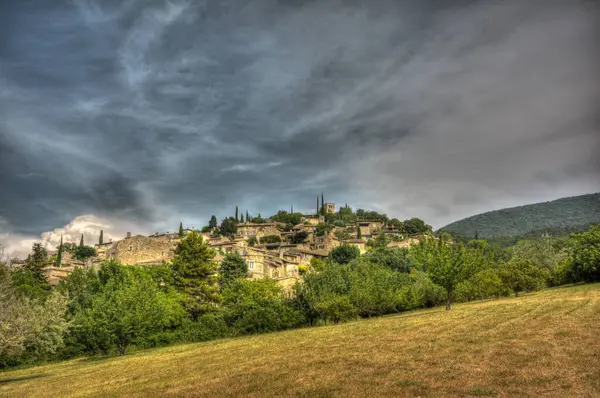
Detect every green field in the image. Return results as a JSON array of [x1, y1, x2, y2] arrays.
[[2, 284, 599, 397]]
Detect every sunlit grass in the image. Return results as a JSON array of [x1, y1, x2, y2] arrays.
[[2, 284, 599, 397]]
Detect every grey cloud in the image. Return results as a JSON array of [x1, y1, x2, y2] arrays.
[[0, 0, 598, 239]]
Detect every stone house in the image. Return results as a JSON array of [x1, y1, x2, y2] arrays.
[[324, 202, 336, 214], [102, 233, 180, 265], [236, 222, 280, 239], [357, 220, 384, 240], [344, 238, 367, 254], [301, 214, 325, 226]]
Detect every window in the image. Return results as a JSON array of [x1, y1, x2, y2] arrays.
[[249, 262, 254, 270]]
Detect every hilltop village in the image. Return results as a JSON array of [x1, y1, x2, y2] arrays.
[[41, 199, 433, 286]]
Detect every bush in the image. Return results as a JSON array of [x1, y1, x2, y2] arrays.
[[260, 235, 281, 244], [498, 259, 547, 297], [362, 247, 413, 273], [397, 271, 445, 310], [330, 244, 360, 264], [566, 225, 600, 282], [0, 282, 68, 368], [176, 314, 231, 342], [74, 245, 97, 260], [223, 279, 304, 335]]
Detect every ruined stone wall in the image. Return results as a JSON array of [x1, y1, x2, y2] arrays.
[[106, 235, 178, 265], [255, 226, 281, 239]]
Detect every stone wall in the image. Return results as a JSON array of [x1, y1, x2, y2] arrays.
[[105, 234, 179, 265]]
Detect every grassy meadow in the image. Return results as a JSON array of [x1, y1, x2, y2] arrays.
[[1, 284, 599, 397]]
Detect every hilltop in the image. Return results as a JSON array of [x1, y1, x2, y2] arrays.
[[438, 193, 600, 239], [2, 284, 599, 397]]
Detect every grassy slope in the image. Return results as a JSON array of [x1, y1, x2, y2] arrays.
[[2, 285, 600, 397], [438, 193, 600, 239]]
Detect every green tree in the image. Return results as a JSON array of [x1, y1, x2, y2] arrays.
[[0, 282, 68, 368], [208, 215, 218, 230], [24, 243, 48, 284], [315, 223, 333, 237], [357, 224, 362, 239], [362, 247, 413, 273], [179, 222, 184, 238], [79, 234, 84, 248], [219, 252, 248, 289], [235, 206, 239, 222], [240, 213, 244, 223], [72, 274, 183, 355], [99, 230, 104, 245], [498, 259, 546, 297], [222, 279, 303, 334], [403, 218, 432, 235], [74, 245, 97, 261], [290, 231, 309, 244], [412, 237, 481, 310], [330, 244, 360, 265], [260, 235, 282, 244], [373, 232, 389, 248], [566, 224, 600, 282], [171, 231, 220, 318], [219, 217, 238, 238], [56, 236, 63, 266]]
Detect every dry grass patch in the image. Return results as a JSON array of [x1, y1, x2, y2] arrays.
[[2, 284, 599, 397]]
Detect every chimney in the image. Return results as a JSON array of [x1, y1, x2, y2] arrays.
[[126, 232, 131, 238]]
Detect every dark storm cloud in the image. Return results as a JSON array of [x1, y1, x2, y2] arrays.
[[0, 0, 599, 239]]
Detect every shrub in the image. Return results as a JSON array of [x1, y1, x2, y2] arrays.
[[176, 314, 231, 342], [330, 244, 360, 264], [223, 279, 304, 335]]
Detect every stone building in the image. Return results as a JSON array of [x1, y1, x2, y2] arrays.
[[324, 202, 335, 214], [357, 220, 384, 240], [236, 222, 280, 239], [344, 238, 367, 254], [301, 214, 325, 225], [102, 233, 180, 265]]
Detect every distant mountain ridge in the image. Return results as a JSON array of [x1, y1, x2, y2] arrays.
[[438, 193, 600, 239]]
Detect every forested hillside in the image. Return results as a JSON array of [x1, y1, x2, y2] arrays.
[[438, 193, 600, 239]]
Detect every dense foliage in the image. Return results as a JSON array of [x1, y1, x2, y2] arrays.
[[438, 193, 600, 239], [2, 221, 599, 369]]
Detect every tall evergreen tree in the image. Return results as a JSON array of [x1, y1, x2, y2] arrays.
[[179, 222, 184, 238], [240, 213, 244, 223], [25, 243, 48, 284], [317, 196, 320, 215], [235, 206, 239, 221], [357, 224, 362, 239], [99, 230, 104, 245], [246, 210, 249, 222], [209, 215, 218, 230], [79, 234, 84, 248], [56, 235, 63, 266], [171, 231, 220, 319], [219, 252, 248, 289], [321, 193, 325, 215], [474, 230, 479, 240]]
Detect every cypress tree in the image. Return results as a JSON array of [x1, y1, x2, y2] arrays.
[[474, 230, 479, 240], [56, 235, 63, 266], [240, 213, 244, 223], [357, 224, 362, 239], [246, 210, 249, 222], [99, 230, 104, 245], [235, 206, 239, 221], [79, 234, 84, 248], [317, 196, 319, 215], [321, 193, 325, 215], [179, 222, 184, 238]]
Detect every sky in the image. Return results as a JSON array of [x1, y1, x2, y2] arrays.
[[1, 0, 599, 256]]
